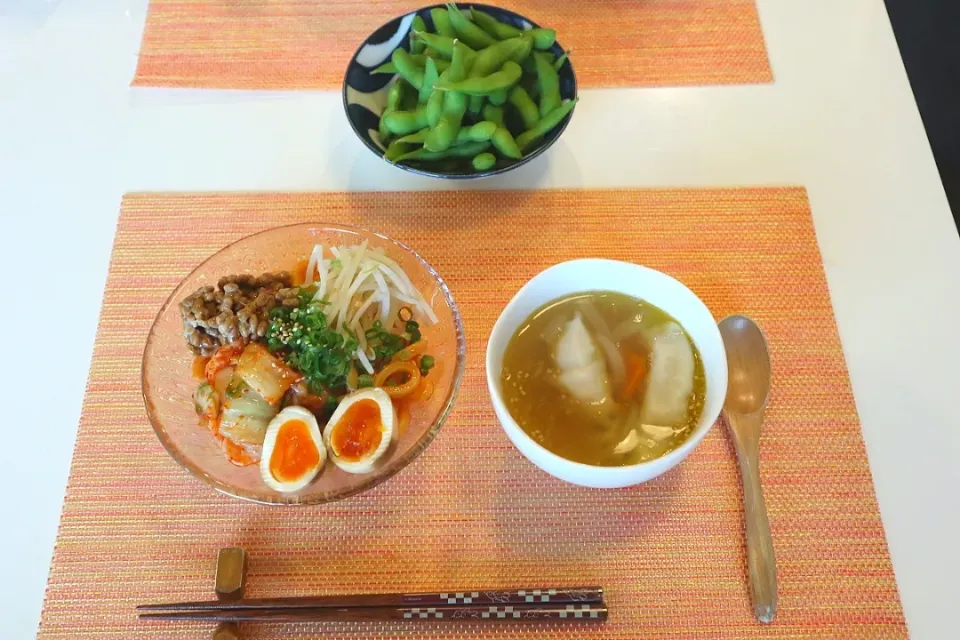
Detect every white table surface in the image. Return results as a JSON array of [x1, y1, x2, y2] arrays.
[[3, 0, 960, 637]]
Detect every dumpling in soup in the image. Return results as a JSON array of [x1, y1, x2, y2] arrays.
[[553, 312, 612, 405], [639, 321, 694, 427]]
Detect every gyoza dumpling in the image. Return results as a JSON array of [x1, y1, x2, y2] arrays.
[[554, 313, 612, 405], [639, 322, 694, 426]]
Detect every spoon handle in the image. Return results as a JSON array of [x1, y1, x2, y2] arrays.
[[728, 412, 778, 623]]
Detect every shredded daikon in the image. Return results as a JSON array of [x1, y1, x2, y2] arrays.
[[301, 243, 436, 339]]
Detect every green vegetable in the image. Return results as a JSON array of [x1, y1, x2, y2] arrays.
[[533, 51, 560, 117], [447, 3, 496, 49], [396, 140, 492, 163], [357, 374, 374, 389], [382, 106, 430, 135], [528, 28, 557, 50], [372, 55, 451, 75], [365, 319, 416, 362], [508, 85, 539, 129], [391, 48, 425, 90], [470, 8, 522, 40], [424, 40, 471, 152], [482, 103, 505, 127], [430, 7, 456, 38], [413, 31, 459, 59], [437, 60, 522, 95], [491, 126, 522, 159], [516, 98, 578, 151], [455, 120, 497, 143], [266, 299, 357, 394], [472, 152, 496, 171], [419, 57, 440, 104], [384, 140, 414, 162], [410, 15, 428, 55], [419, 355, 436, 374], [553, 49, 571, 71]]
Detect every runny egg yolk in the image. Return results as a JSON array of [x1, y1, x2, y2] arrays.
[[268, 419, 321, 482], [331, 399, 384, 461]]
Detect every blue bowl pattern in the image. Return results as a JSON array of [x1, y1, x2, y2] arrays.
[[342, 3, 578, 179]]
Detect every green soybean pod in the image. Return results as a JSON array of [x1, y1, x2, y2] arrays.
[[553, 49, 571, 71], [372, 61, 396, 74], [533, 51, 560, 117], [430, 7, 456, 38], [489, 88, 507, 105], [383, 106, 430, 136], [472, 151, 497, 171], [515, 97, 578, 151], [455, 120, 498, 143], [414, 31, 458, 59], [419, 57, 440, 104], [410, 16, 428, 54], [424, 41, 471, 152], [396, 140, 491, 163], [508, 85, 539, 129], [438, 60, 522, 96], [425, 87, 445, 127], [491, 126, 522, 159], [469, 36, 529, 79], [470, 8, 522, 40], [468, 94, 485, 116], [391, 49, 425, 90], [482, 103, 505, 127], [528, 28, 556, 50], [447, 3, 496, 49], [387, 78, 408, 111], [397, 128, 430, 145], [378, 113, 392, 143], [384, 140, 414, 162]]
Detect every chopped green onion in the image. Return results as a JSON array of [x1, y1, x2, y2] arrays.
[[419, 355, 435, 375], [357, 374, 374, 388]]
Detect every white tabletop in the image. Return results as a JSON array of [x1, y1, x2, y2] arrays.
[[3, 0, 960, 637]]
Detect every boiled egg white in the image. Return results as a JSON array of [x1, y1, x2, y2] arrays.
[[259, 406, 326, 493], [323, 387, 395, 474]]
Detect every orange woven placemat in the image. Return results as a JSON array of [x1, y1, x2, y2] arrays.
[[39, 189, 904, 639], [133, 0, 772, 90]]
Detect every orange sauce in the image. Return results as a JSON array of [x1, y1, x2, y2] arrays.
[[223, 439, 256, 467], [268, 420, 320, 481], [291, 258, 309, 286], [330, 399, 383, 461], [192, 356, 210, 380]]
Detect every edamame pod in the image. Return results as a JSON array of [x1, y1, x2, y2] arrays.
[[410, 16, 427, 54], [438, 61, 522, 95], [391, 49, 425, 90], [430, 7, 456, 38], [447, 3, 496, 49], [482, 103, 505, 127], [528, 28, 556, 50], [396, 140, 492, 163], [424, 41, 471, 152], [455, 120, 498, 143], [515, 97, 578, 151], [470, 9, 522, 40], [472, 152, 497, 171], [491, 126, 522, 159], [419, 57, 440, 104], [508, 85, 539, 129], [533, 51, 560, 116], [382, 106, 430, 135], [489, 88, 508, 105]]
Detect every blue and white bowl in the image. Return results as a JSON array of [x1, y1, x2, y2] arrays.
[[342, 3, 578, 179]]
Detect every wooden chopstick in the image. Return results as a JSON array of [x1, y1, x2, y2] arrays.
[[137, 586, 603, 611], [139, 603, 608, 623]]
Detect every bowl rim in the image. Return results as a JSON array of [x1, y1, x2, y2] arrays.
[[141, 222, 467, 505], [485, 258, 728, 484], [341, 2, 578, 180]]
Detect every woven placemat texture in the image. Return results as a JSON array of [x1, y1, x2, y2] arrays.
[[38, 189, 904, 639], [133, 0, 772, 90]]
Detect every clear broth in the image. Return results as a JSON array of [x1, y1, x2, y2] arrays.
[[500, 291, 706, 466]]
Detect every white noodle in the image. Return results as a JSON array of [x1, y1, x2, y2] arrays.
[[355, 348, 374, 374], [304, 244, 322, 286]]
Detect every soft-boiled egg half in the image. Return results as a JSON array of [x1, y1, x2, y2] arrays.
[[259, 406, 326, 493], [323, 388, 396, 474]]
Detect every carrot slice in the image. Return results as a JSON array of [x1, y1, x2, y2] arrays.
[[621, 352, 649, 400], [374, 360, 421, 399]]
